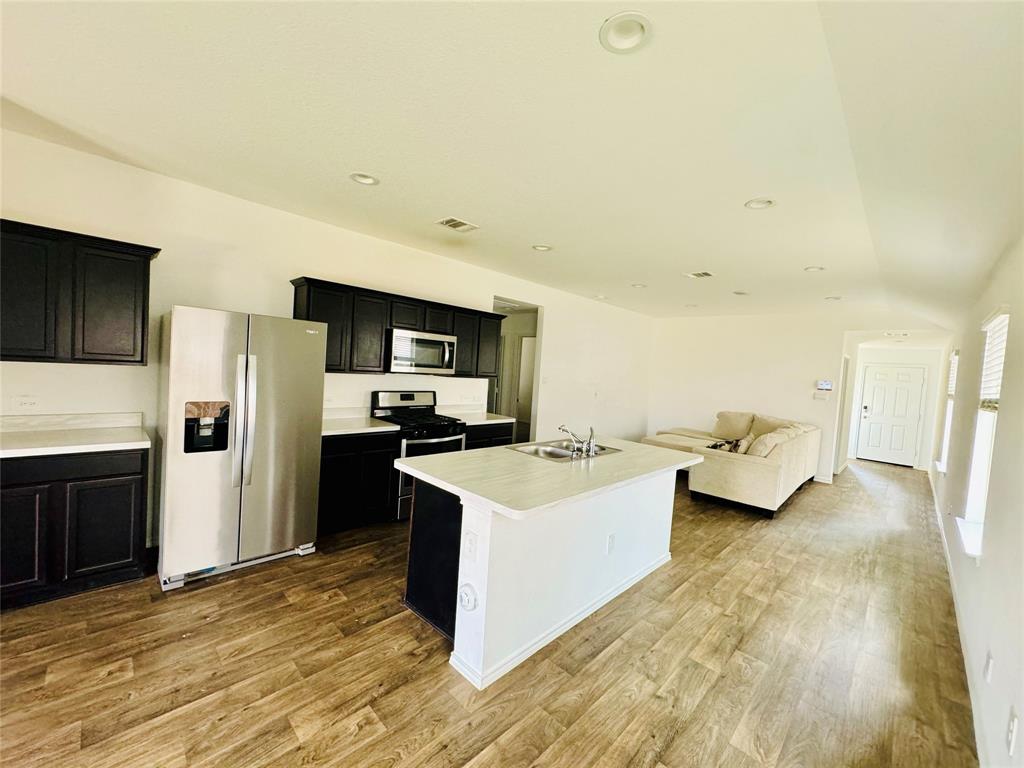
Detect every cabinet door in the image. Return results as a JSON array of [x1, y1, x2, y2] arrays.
[[308, 287, 352, 372], [65, 475, 143, 578], [424, 306, 454, 335], [72, 246, 147, 363], [452, 312, 479, 376], [0, 231, 60, 361], [390, 299, 425, 331], [0, 484, 51, 594], [360, 446, 400, 522], [317, 449, 361, 535], [476, 317, 501, 377], [350, 294, 389, 372]]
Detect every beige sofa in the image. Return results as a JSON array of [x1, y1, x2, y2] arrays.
[[642, 412, 821, 515]]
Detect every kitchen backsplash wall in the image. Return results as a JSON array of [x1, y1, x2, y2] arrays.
[[323, 373, 487, 414]]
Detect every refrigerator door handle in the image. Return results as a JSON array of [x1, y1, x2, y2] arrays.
[[231, 354, 247, 487], [242, 355, 258, 486]]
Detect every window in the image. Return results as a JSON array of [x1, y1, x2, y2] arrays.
[[958, 312, 1010, 557], [938, 350, 959, 472]]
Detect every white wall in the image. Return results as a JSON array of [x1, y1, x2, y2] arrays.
[[648, 310, 946, 482], [0, 130, 654, 447], [845, 344, 946, 471], [929, 239, 1023, 768]]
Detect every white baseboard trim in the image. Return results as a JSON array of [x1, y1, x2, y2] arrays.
[[813, 474, 833, 484], [928, 479, 987, 767], [449, 552, 671, 690]]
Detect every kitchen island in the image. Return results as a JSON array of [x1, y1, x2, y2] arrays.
[[395, 436, 702, 689]]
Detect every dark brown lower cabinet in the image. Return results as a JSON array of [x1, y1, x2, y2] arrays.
[[465, 421, 516, 450], [317, 433, 400, 534], [0, 450, 148, 609]]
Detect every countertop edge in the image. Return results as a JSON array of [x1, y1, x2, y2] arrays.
[[0, 439, 152, 460], [395, 452, 702, 519]]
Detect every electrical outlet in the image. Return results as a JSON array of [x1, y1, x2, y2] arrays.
[[984, 652, 994, 683], [1008, 708, 1018, 757], [606, 533, 615, 554]]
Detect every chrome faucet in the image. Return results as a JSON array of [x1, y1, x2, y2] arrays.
[[559, 424, 597, 457]]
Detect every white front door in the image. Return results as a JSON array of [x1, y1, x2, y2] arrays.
[[856, 364, 925, 466]]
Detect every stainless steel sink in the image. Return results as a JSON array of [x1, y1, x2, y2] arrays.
[[509, 440, 621, 462]]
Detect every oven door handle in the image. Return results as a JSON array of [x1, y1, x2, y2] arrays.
[[401, 433, 466, 454]]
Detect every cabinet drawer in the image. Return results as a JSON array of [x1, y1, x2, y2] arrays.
[[2, 450, 145, 486], [465, 422, 515, 443]]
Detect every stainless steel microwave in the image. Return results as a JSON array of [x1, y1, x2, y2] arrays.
[[389, 329, 457, 375]]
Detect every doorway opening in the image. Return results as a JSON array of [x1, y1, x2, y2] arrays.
[[492, 297, 539, 442], [838, 331, 950, 471]]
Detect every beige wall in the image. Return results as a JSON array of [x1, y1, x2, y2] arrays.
[[0, 130, 654, 446], [929, 239, 1023, 768], [648, 309, 946, 482]]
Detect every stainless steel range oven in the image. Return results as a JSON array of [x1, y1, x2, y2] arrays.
[[389, 329, 458, 375], [371, 391, 466, 519]]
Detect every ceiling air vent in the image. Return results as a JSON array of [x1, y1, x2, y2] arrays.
[[686, 271, 714, 279], [435, 217, 479, 233]]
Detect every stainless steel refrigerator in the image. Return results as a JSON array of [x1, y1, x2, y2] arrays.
[[157, 305, 327, 590]]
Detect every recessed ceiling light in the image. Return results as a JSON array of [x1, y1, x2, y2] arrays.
[[349, 172, 379, 186], [532, 244, 553, 252], [599, 11, 652, 54], [744, 198, 776, 210], [803, 265, 825, 272], [594, 294, 608, 300], [824, 295, 842, 301], [733, 290, 750, 296], [631, 283, 647, 289]]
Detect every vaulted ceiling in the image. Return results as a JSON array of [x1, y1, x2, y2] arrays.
[[2, 2, 1020, 322]]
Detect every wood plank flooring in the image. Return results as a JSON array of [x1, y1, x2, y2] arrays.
[[0, 460, 976, 767]]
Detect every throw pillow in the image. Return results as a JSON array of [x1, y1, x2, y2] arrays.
[[747, 428, 788, 457], [735, 432, 755, 454], [750, 414, 791, 438], [711, 411, 754, 440]]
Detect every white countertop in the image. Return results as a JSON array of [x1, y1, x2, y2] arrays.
[[1, 426, 152, 459], [395, 436, 702, 519], [322, 416, 400, 436]]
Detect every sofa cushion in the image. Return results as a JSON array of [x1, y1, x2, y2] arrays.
[[642, 434, 711, 452], [711, 411, 754, 440], [750, 414, 791, 438], [747, 428, 791, 457]]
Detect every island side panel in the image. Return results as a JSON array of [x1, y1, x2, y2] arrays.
[[404, 479, 463, 641], [452, 469, 677, 688]]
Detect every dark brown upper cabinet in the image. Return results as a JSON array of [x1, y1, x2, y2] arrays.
[[292, 278, 352, 372], [424, 305, 454, 335], [0, 220, 158, 365], [292, 276, 504, 377], [476, 316, 501, 377], [350, 293, 389, 372], [452, 312, 479, 376], [390, 299, 425, 331]]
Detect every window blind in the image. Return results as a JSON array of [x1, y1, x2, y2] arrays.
[[947, 351, 959, 398], [979, 314, 1009, 411]]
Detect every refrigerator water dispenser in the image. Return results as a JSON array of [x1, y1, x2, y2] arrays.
[[183, 400, 230, 453]]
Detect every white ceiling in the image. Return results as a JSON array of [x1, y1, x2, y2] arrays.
[[2, 2, 1020, 321]]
